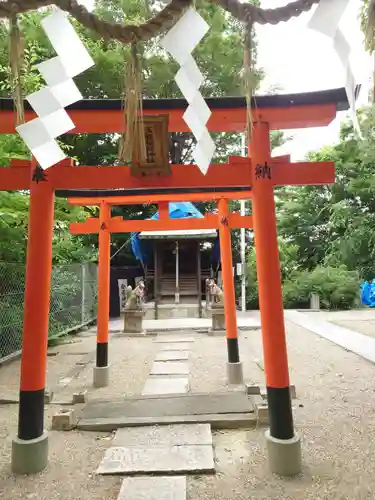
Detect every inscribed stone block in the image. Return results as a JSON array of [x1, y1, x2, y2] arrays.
[[112, 423, 212, 447], [97, 445, 215, 475]]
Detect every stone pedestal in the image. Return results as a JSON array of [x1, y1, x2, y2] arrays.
[[93, 365, 109, 388], [310, 293, 320, 310], [265, 430, 302, 476], [227, 361, 244, 384], [210, 306, 225, 335], [12, 431, 49, 474], [124, 309, 145, 335]]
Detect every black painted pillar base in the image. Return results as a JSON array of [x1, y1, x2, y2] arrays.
[[226, 337, 240, 364], [18, 389, 45, 440], [266, 386, 294, 440], [94, 342, 109, 388], [96, 342, 108, 367]]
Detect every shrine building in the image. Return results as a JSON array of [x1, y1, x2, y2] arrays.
[[131, 202, 221, 319]]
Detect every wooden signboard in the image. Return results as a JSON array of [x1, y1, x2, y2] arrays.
[[131, 114, 171, 177]]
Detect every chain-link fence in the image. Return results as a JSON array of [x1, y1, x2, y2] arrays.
[[0, 262, 97, 363]]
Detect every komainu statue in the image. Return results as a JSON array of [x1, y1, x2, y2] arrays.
[[206, 278, 224, 306], [125, 280, 145, 311], [206, 278, 225, 334], [123, 280, 146, 335]]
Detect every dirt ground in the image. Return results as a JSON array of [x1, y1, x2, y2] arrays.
[[1, 313, 375, 499]]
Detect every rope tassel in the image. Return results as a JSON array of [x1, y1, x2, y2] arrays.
[[118, 43, 146, 164], [242, 22, 254, 143], [9, 14, 25, 126]]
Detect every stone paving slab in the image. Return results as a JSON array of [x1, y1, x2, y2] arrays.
[[142, 378, 189, 395], [79, 392, 254, 421], [150, 362, 189, 376], [154, 336, 195, 344], [155, 351, 190, 361], [97, 445, 215, 475], [112, 423, 212, 447], [117, 476, 186, 500], [160, 343, 192, 351], [78, 412, 257, 431]]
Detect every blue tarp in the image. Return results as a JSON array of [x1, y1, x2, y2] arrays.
[[360, 281, 375, 308], [131, 202, 205, 266]]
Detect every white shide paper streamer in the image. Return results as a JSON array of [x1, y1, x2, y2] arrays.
[[308, 0, 362, 137], [161, 8, 215, 174], [16, 9, 94, 169]]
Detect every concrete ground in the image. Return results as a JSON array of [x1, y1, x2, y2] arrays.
[[1, 310, 375, 499]]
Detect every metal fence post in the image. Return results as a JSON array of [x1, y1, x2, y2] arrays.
[[81, 263, 86, 324]]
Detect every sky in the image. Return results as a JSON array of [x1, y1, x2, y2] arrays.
[[79, 0, 370, 159], [256, 0, 371, 159]]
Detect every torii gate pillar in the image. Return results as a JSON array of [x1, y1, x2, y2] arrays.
[[250, 122, 301, 476], [93, 202, 111, 387], [217, 198, 244, 384], [12, 168, 54, 474]]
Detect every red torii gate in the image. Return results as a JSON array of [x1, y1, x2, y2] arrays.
[[0, 88, 343, 475]]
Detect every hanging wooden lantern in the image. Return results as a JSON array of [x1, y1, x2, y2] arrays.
[[131, 114, 171, 177]]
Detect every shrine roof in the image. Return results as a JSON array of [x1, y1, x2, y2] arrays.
[[0, 86, 359, 133], [0, 86, 354, 112]]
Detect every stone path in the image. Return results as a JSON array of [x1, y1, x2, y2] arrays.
[[97, 423, 215, 500], [285, 310, 375, 364], [97, 334, 209, 499], [141, 333, 195, 396]]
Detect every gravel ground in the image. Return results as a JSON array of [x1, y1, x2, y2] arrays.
[[189, 321, 375, 500], [189, 331, 264, 393], [57, 334, 158, 401], [0, 405, 121, 499], [2, 316, 375, 498], [0, 332, 97, 398]]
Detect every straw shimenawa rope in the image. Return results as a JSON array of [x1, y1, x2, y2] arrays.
[[5, 0, 320, 158], [1, 0, 320, 43]]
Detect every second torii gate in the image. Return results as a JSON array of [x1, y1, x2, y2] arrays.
[[68, 191, 254, 388]]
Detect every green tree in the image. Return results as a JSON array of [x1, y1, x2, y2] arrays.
[[276, 107, 375, 280]]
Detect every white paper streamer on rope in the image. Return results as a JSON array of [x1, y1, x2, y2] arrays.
[[161, 7, 215, 174], [16, 8, 94, 169], [308, 0, 362, 137]]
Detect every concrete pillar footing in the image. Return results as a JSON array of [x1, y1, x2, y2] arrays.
[[226, 361, 244, 385], [265, 429, 302, 476], [93, 365, 109, 388], [11, 431, 48, 474]]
